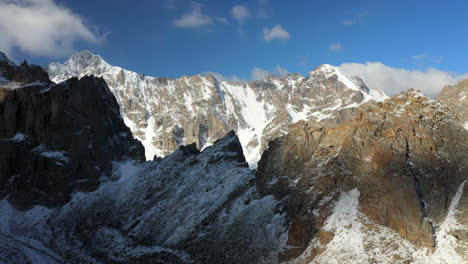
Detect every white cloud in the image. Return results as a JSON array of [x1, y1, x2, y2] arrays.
[[329, 42, 342, 52], [274, 65, 289, 76], [338, 62, 468, 98], [251, 67, 269, 80], [263, 24, 290, 42], [0, 0, 103, 57], [231, 5, 251, 21], [174, 3, 226, 28], [251, 65, 289, 80]]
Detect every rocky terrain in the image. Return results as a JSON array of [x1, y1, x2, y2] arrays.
[[47, 51, 387, 167], [438, 79, 468, 130], [0, 51, 467, 264], [0, 54, 144, 210], [1, 132, 283, 264], [257, 89, 468, 263]]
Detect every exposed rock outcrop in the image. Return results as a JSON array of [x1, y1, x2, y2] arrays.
[[438, 79, 468, 129], [0, 58, 144, 209], [257, 89, 468, 261]]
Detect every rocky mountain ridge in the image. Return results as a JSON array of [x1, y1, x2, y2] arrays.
[[46, 51, 388, 167]]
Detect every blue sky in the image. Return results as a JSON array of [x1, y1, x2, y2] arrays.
[[1, 0, 468, 96]]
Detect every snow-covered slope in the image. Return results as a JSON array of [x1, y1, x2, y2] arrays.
[[293, 184, 468, 264], [0, 132, 287, 264], [47, 51, 388, 168]]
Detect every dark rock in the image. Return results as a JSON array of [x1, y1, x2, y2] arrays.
[[179, 143, 200, 155], [0, 74, 144, 209], [0, 59, 50, 84]]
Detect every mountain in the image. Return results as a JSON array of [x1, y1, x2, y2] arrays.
[[0, 56, 145, 210], [256, 89, 468, 262], [438, 79, 468, 130], [2, 68, 467, 262], [46, 51, 387, 168], [2, 52, 467, 263]]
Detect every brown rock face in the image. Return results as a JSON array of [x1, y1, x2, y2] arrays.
[[0, 63, 144, 209], [256, 89, 468, 259], [438, 79, 468, 128]]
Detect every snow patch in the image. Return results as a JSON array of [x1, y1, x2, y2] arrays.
[[287, 104, 311, 123], [312, 64, 361, 91], [2, 133, 28, 142], [0, 200, 63, 264], [0, 81, 49, 90], [414, 179, 468, 264], [315, 189, 368, 263], [32, 144, 69, 164]]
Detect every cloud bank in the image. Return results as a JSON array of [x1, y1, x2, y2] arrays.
[[0, 0, 103, 57], [339, 62, 468, 98]]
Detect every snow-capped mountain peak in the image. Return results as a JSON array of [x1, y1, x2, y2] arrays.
[[310, 64, 368, 92], [46, 51, 389, 168], [47, 50, 111, 83]]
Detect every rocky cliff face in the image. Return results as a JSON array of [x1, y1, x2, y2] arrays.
[[0, 56, 145, 210], [438, 79, 468, 130], [46, 51, 387, 167], [257, 89, 468, 263]]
